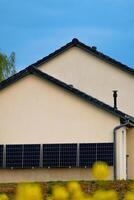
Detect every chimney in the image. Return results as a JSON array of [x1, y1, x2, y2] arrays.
[[113, 90, 118, 109]]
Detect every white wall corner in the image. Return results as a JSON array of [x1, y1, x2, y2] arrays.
[[116, 126, 127, 180]]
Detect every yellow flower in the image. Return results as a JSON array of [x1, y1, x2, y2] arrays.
[[93, 190, 109, 200], [71, 190, 84, 200], [52, 185, 69, 200], [129, 183, 134, 192], [0, 194, 9, 200], [15, 183, 43, 200], [46, 197, 53, 200], [67, 181, 81, 194], [67, 181, 84, 200], [92, 161, 109, 180], [82, 194, 94, 200], [124, 191, 134, 200], [106, 190, 118, 200]]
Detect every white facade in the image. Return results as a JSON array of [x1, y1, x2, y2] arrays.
[[0, 39, 134, 182], [40, 46, 134, 116]]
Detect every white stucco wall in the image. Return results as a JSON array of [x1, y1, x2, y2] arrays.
[[0, 75, 119, 144], [116, 127, 127, 180], [0, 168, 113, 183], [126, 127, 134, 179], [39, 47, 134, 116], [0, 74, 119, 182]]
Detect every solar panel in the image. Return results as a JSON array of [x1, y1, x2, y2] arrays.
[[0, 145, 3, 168], [6, 145, 23, 168], [4, 142, 114, 169], [79, 143, 96, 167], [23, 144, 40, 168], [97, 143, 113, 166], [43, 144, 60, 168], [60, 144, 77, 167]]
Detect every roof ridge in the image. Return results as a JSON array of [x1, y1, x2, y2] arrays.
[[26, 38, 134, 76], [76, 39, 134, 75], [1, 38, 133, 88]]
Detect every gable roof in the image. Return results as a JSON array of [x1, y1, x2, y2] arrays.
[[0, 66, 133, 125], [28, 38, 134, 76]]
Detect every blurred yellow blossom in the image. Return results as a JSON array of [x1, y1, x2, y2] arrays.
[[92, 161, 109, 180], [52, 185, 69, 200], [0, 161, 133, 200], [129, 183, 134, 192], [105, 190, 118, 200], [124, 191, 134, 200], [93, 189, 118, 200], [67, 181, 81, 194], [70, 190, 84, 200], [15, 183, 43, 200], [93, 190, 108, 200], [0, 194, 9, 200], [81, 194, 94, 200], [46, 197, 53, 200]]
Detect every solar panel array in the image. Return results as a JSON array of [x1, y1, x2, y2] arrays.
[[0, 143, 113, 168]]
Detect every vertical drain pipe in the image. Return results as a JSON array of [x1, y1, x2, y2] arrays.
[[113, 120, 129, 180]]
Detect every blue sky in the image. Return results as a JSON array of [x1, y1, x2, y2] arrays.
[[0, 0, 134, 71]]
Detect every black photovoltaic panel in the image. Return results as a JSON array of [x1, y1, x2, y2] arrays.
[[97, 143, 113, 166], [60, 144, 77, 167], [79, 143, 96, 167], [6, 145, 23, 168], [4, 142, 114, 169], [23, 145, 40, 168], [43, 144, 59, 167], [0, 145, 3, 168]]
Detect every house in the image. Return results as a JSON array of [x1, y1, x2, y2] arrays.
[[0, 39, 134, 183]]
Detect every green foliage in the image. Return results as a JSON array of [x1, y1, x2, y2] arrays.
[[0, 52, 16, 82]]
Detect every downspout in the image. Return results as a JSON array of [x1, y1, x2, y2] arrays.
[[113, 120, 129, 180]]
